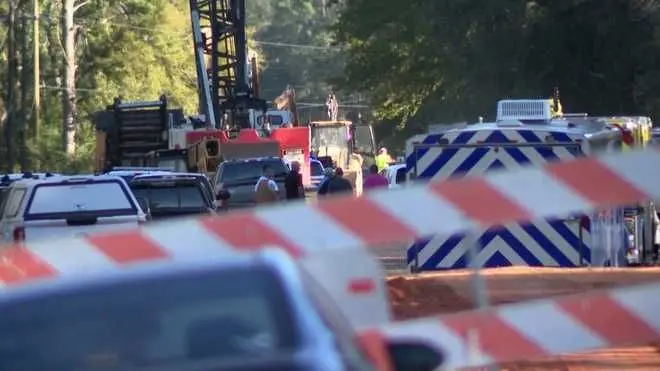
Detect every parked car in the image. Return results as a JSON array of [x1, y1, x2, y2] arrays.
[[286, 159, 325, 191], [0, 173, 60, 215], [0, 248, 442, 371], [309, 159, 325, 190], [214, 157, 289, 209], [0, 175, 146, 243], [130, 173, 216, 220], [105, 167, 173, 183]]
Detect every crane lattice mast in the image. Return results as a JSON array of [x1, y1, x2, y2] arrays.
[[189, 0, 267, 130]]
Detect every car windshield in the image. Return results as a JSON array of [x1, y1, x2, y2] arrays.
[[25, 180, 135, 219], [353, 125, 375, 154], [0, 266, 299, 371], [220, 160, 288, 184], [131, 182, 208, 209], [311, 125, 347, 149], [311, 162, 324, 177]]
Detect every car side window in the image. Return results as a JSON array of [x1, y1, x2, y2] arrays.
[[300, 271, 375, 371], [214, 165, 225, 185], [3, 188, 27, 218], [0, 189, 10, 217]]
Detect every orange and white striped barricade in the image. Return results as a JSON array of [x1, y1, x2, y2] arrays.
[[1, 148, 660, 339], [367, 279, 660, 369]]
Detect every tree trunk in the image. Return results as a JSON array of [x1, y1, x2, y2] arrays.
[[19, 9, 31, 171], [4, 0, 19, 171], [43, 13, 62, 140], [62, 0, 76, 156]]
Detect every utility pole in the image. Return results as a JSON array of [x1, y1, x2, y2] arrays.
[[33, 0, 40, 144]]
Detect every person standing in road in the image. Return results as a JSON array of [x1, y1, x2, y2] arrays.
[[318, 167, 353, 196], [285, 161, 304, 200], [375, 147, 393, 173], [363, 164, 389, 191], [254, 165, 279, 205], [317, 167, 334, 196]]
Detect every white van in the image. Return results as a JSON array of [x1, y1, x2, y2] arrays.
[[0, 175, 147, 243]]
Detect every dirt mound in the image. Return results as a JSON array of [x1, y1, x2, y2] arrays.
[[387, 275, 472, 319]]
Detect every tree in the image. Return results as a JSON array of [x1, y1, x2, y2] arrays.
[[4, 0, 19, 171], [251, 0, 344, 117], [0, 0, 200, 171], [334, 0, 660, 148], [61, 0, 82, 155]]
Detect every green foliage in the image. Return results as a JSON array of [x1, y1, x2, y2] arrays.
[[252, 0, 342, 105], [1, 0, 198, 172], [336, 0, 660, 149]]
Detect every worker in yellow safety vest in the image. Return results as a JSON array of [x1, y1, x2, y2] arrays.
[[549, 87, 563, 118], [375, 148, 393, 173]]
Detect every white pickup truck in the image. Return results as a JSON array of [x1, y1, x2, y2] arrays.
[[0, 175, 147, 243]]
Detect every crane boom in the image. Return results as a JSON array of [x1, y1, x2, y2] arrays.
[[189, 0, 267, 130]]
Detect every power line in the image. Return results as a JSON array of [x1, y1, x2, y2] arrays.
[[15, 12, 341, 50], [253, 40, 339, 51], [83, 20, 338, 50]]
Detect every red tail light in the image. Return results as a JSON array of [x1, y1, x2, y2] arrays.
[[13, 226, 25, 243]]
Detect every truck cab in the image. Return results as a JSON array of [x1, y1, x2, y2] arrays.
[[309, 121, 376, 169]]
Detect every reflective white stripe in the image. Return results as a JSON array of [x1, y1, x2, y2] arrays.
[[505, 222, 558, 266], [27, 237, 116, 273], [368, 187, 476, 237], [477, 235, 527, 265], [141, 219, 235, 260], [256, 203, 363, 251], [526, 219, 581, 265], [598, 149, 660, 198], [498, 301, 607, 354], [487, 167, 593, 218], [611, 283, 660, 333]]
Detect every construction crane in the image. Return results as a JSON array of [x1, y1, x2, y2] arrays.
[[186, 0, 312, 185], [189, 0, 268, 131]]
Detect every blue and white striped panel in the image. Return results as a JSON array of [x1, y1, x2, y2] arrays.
[[408, 219, 591, 270], [405, 129, 589, 270], [408, 129, 581, 180]]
